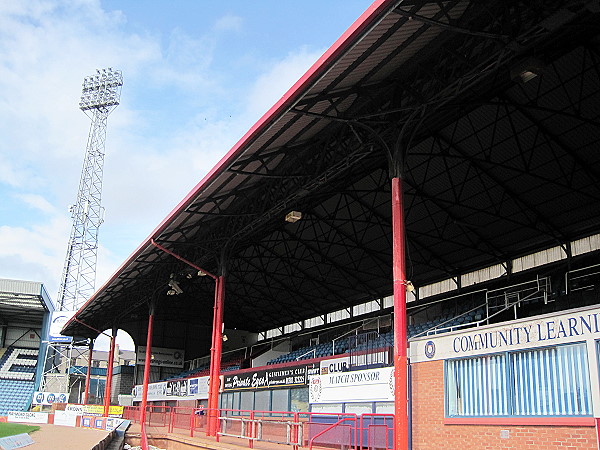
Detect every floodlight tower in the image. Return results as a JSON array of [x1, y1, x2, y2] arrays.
[[57, 68, 123, 312]]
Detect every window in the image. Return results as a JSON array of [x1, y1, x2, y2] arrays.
[[290, 388, 308, 412], [272, 389, 291, 412], [305, 316, 325, 329], [447, 353, 509, 416], [446, 343, 591, 417], [345, 402, 373, 415], [311, 403, 343, 413], [511, 344, 591, 416]]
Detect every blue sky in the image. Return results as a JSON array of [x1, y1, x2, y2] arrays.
[[0, 1, 372, 348]]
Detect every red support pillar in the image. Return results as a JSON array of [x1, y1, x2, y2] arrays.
[[103, 327, 117, 417], [207, 275, 224, 436], [83, 342, 93, 404], [140, 310, 155, 426], [206, 277, 219, 436], [392, 177, 409, 450]]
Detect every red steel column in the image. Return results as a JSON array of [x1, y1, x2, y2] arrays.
[[103, 327, 117, 416], [392, 177, 409, 450], [206, 276, 219, 436], [139, 310, 155, 425], [83, 342, 93, 404], [207, 275, 224, 436]]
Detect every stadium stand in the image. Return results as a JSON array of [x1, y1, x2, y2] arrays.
[[0, 347, 39, 415]]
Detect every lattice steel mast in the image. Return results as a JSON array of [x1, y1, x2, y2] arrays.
[[57, 68, 123, 312]]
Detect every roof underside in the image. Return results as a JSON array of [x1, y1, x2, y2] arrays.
[[64, 0, 600, 340], [0, 279, 51, 326]]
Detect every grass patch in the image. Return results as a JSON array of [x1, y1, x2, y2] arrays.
[[0, 422, 40, 438]]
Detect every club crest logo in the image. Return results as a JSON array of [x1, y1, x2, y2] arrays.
[[310, 377, 322, 401], [424, 340, 436, 359]]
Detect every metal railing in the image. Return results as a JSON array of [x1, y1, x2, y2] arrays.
[[308, 416, 357, 450], [566, 263, 600, 295], [123, 406, 390, 449]]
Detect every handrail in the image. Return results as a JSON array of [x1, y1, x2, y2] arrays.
[[411, 302, 486, 338], [332, 315, 390, 353], [296, 348, 316, 360], [422, 286, 545, 336], [308, 417, 355, 450]]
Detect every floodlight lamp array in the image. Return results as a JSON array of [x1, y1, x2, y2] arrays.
[[79, 67, 123, 111]]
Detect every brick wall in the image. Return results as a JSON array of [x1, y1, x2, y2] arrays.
[[411, 360, 598, 449], [111, 370, 134, 403]]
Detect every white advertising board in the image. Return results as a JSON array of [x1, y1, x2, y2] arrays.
[[136, 346, 184, 368], [309, 367, 394, 404], [48, 311, 75, 343], [105, 418, 124, 431], [132, 375, 210, 402], [7, 411, 49, 424], [53, 410, 78, 427], [409, 305, 600, 363]]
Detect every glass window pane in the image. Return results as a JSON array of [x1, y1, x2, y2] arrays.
[[446, 353, 508, 416], [375, 402, 394, 414], [272, 389, 289, 412], [240, 391, 253, 412], [511, 343, 591, 416], [291, 387, 308, 412], [254, 390, 270, 412], [311, 403, 342, 414], [345, 402, 373, 415]]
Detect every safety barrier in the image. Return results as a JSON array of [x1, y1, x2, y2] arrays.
[[190, 407, 212, 437], [170, 406, 194, 433], [217, 409, 302, 448], [123, 406, 393, 449], [145, 405, 170, 427], [122, 406, 141, 423], [360, 414, 394, 450]]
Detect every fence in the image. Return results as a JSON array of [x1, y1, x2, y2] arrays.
[[124, 406, 394, 449]]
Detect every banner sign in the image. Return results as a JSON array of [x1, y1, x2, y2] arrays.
[[319, 356, 350, 375], [53, 410, 78, 427], [409, 305, 600, 363], [223, 363, 319, 391], [131, 375, 209, 402], [309, 367, 395, 404], [48, 311, 75, 343], [136, 346, 184, 368], [7, 411, 49, 424], [32, 391, 69, 405], [65, 404, 123, 418]]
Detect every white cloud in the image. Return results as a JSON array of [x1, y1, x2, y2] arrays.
[[0, 215, 70, 301], [214, 14, 243, 33], [16, 193, 57, 215], [0, 0, 329, 305], [245, 46, 324, 122]]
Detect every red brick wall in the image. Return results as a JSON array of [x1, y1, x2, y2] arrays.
[[411, 360, 598, 449]]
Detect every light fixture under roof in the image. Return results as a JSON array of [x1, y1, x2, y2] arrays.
[[510, 57, 545, 84], [285, 211, 302, 223]]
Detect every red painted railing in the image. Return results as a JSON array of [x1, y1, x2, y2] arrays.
[[125, 406, 391, 449]]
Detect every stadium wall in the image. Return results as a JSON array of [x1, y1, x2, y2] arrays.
[[410, 305, 600, 449]]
